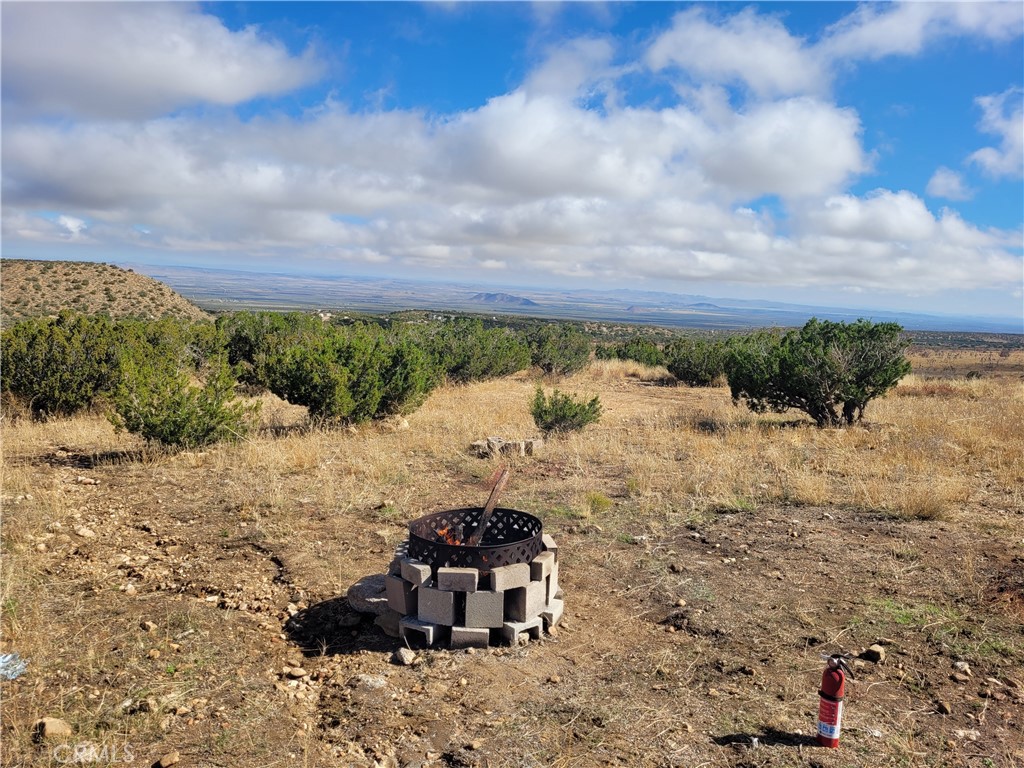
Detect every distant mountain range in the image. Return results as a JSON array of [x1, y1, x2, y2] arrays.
[[125, 263, 1022, 334]]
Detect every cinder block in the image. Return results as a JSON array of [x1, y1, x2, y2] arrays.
[[400, 616, 439, 647], [501, 617, 542, 645], [437, 567, 478, 593], [374, 609, 401, 638], [418, 586, 455, 626], [530, 551, 555, 581], [542, 534, 558, 562], [401, 558, 433, 587], [393, 539, 409, 560], [388, 558, 402, 576], [449, 626, 490, 649], [505, 580, 546, 622], [385, 574, 417, 616], [491, 563, 530, 592], [465, 590, 504, 629], [541, 598, 564, 630], [546, 561, 560, 604]]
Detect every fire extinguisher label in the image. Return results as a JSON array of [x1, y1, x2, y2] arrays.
[[817, 700, 843, 740]]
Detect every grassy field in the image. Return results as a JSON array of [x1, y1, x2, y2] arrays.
[[2, 347, 1022, 767]]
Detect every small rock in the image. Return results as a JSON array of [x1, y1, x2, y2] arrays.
[[32, 717, 73, 741], [952, 661, 971, 676], [937, 701, 953, 715], [124, 584, 137, 596], [467, 740, 482, 751], [951, 672, 971, 684], [352, 674, 387, 690], [148, 649, 161, 660], [953, 729, 980, 741], [547, 674, 561, 685], [860, 644, 886, 664], [286, 667, 307, 679], [34, 543, 47, 552], [141, 621, 157, 633], [675, 598, 687, 608], [458, 677, 468, 687], [155, 750, 180, 767], [392, 648, 416, 666], [546, 626, 559, 638], [74, 526, 96, 538]]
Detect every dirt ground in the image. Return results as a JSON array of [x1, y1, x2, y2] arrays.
[[2, 356, 1022, 768]]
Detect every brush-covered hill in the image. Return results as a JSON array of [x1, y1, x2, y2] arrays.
[[1, 259, 209, 326]]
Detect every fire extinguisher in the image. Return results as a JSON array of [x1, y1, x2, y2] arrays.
[[816, 654, 854, 748]]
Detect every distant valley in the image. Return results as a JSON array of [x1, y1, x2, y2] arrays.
[[128, 264, 1022, 334]]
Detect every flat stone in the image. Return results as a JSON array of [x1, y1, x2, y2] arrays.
[[33, 717, 72, 741], [156, 751, 180, 768], [347, 574, 389, 616]]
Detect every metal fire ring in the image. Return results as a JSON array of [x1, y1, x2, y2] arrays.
[[407, 507, 543, 573]]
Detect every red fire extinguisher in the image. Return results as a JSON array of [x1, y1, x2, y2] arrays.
[[816, 654, 854, 748]]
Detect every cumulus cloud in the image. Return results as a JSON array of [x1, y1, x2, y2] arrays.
[[926, 167, 973, 201], [821, 2, 1023, 62], [1, 3, 322, 119], [647, 7, 827, 97], [0, 4, 1020, 306], [969, 88, 1024, 179]]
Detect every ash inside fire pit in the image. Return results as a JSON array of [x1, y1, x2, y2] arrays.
[[407, 507, 543, 573]]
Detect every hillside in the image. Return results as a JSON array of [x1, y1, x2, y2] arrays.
[[1, 259, 208, 325]]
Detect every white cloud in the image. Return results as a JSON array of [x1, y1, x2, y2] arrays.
[[969, 88, 1024, 179], [647, 7, 827, 97], [926, 167, 973, 201], [821, 2, 1023, 62], [0, 3, 322, 119]]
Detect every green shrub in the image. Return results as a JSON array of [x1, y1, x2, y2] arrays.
[[724, 318, 911, 427], [665, 338, 728, 386], [600, 336, 665, 367], [420, 318, 530, 383], [111, 354, 257, 448], [528, 324, 592, 376], [1, 312, 121, 418], [531, 386, 602, 434], [269, 343, 355, 422]]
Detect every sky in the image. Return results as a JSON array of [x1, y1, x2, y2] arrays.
[[2, 1, 1023, 321]]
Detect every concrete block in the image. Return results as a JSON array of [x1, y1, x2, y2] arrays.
[[465, 590, 504, 629], [385, 574, 417, 616], [388, 558, 402, 576], [505, 580, 546, 623], [418, 586, 455, 626], [449, 626, 490, 649], [491, 563, 530, 592], [401, 558, 433, 587], [546, 561, 560, 604], [541, 598, 564, 630], [501, 617, 542, 646], [542, 534, 558, 562], [437, 567, 478, 593], [400, 616, 439, 647], [374, 609, 402, 638], [530, 551, 555, 581], [393, 539, 409, 560]]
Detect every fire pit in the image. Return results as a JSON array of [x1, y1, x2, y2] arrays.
[[383, 489, 563, 649]]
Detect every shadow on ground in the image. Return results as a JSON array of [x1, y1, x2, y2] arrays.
[[284, 595, 399, 657]]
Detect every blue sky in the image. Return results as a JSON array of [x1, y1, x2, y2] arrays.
[[2, 2, 1022, 320]]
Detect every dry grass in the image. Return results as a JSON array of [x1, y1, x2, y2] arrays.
[[2, 346, 1023, 767]]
